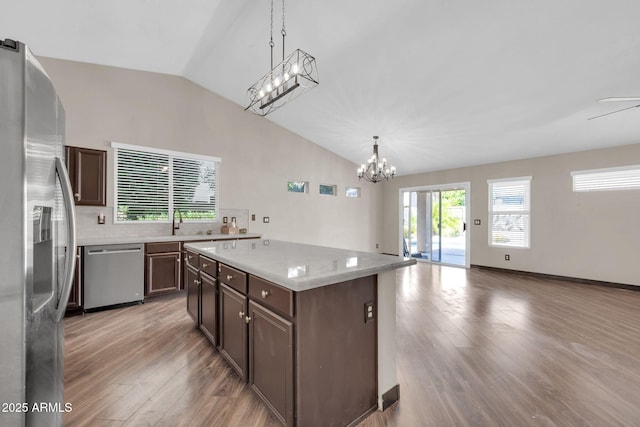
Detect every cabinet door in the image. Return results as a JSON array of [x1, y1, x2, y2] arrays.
[[248, 300, 294, 427], [200, 272, 217, 345], [219, 283, 248, 381], [146, 252, 181, 296], [65, 146, 106, 206], [186, 264, 200, 324]]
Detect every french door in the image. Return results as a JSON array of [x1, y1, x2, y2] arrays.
[[401, 183, 469, 267]]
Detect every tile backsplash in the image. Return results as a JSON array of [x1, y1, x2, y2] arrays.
[[76, 206, 250, 240]]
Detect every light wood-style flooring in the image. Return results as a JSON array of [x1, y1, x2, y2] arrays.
[[64, 264, 640, 426]]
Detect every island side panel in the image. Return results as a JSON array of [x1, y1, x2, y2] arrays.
[[377, 270, 399, 410], [295, 275, 377, 427]]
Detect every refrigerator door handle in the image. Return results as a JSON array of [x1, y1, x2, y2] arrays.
[[54, 156, 77, 322]]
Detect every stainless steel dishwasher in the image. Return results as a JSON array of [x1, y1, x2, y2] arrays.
[[83, 243, 144, 310]]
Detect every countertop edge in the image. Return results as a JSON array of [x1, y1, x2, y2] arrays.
[[184, 241, 416, 292]]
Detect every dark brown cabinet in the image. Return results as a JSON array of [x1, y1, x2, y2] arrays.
[[186, 243, 379, 427], [183, 249, 196, 292], [65, 146, 106, 206], [186, 263, 200, 324], [248, 300, 294, 426], [199, 270, 217, 345], [219, 283, 248, 381], [145, 242, 181, 297]]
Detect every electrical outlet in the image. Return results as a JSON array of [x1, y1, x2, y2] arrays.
[[263, 217, 270, 223], [505, 254, 510, 261], [364, 301, 375, 323], [376, 243, 379, 249], [251, 214, 256, 221], [223, 217, 228, 224], [474, 219, 481, 225]]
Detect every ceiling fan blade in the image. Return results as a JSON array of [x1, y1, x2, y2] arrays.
[[598, 97, 640, 102], [588, 104, 640, 120]]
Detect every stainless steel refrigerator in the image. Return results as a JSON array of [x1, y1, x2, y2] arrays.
[[0, 38, 77, 427]]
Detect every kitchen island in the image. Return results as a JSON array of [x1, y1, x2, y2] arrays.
[[183, 239, 416, 427]]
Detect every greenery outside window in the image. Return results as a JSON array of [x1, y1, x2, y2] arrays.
[[319, 184, 337, 196], [488, 176, 531, 248], [112, 142, 220, 222], [287, 180, 308, 193]]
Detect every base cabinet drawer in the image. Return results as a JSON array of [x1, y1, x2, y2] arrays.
[[219, 263, 247, 294], [249, 275, 294, 318]]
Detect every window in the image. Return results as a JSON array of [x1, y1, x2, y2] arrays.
[[319, 184, 337, 196], [112, 142, 220, 222], [287, 180, 308, 193], [488, 177, 531, 248], [571, 165, 640, 192], [345, 187, 361, 198]]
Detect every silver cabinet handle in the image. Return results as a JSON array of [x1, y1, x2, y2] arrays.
[[202, 262, 208, 268], [226, 274, 233, 281], [239, 311, 245, 319], [193, 279, 200, 285], [188, 255, 193, 260], [245, 316, 252, 324], [74, 192, 80, 201], [261, 290, 270, 299]]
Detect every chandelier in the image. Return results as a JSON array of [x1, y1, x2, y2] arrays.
[[357, 136, 397, 183], [245, 0, 319, 116]]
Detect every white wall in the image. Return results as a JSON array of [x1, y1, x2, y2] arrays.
[[40, 57, 383, 252], [382, 144, 640, 286]]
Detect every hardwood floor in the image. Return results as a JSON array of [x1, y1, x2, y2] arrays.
[[64, 264, 640, 426]]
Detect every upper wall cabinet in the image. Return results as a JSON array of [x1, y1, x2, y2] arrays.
[[66, 146, 107, 206]]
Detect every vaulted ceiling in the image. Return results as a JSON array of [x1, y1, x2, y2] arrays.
[[3, 0, 640, 175]]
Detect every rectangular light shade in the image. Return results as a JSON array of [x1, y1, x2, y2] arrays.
[[245, 49, 318, 116]]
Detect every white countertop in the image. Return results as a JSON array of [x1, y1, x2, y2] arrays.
[[184, 239, 416, 292], [78, 233, 261, 247]]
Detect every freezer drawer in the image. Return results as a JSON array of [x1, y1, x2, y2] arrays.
[[83, 243, 144, 310]]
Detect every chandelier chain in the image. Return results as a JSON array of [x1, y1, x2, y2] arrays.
[[281, 0, 286, 60], [244, 0, 318, 116], [269, 0, 275, 70], [282, 0, 286, 35]]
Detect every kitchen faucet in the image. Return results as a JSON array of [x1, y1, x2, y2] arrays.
[[172, 208, 183, 235]]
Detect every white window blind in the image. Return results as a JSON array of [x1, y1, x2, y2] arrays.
[[113, 142, 220, 222], [488, 177, 531, 248], [571, 165, 640, 192]]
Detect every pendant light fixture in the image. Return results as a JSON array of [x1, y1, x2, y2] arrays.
[[357, 136, 397, 183], [245, 0, 319, 116]]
